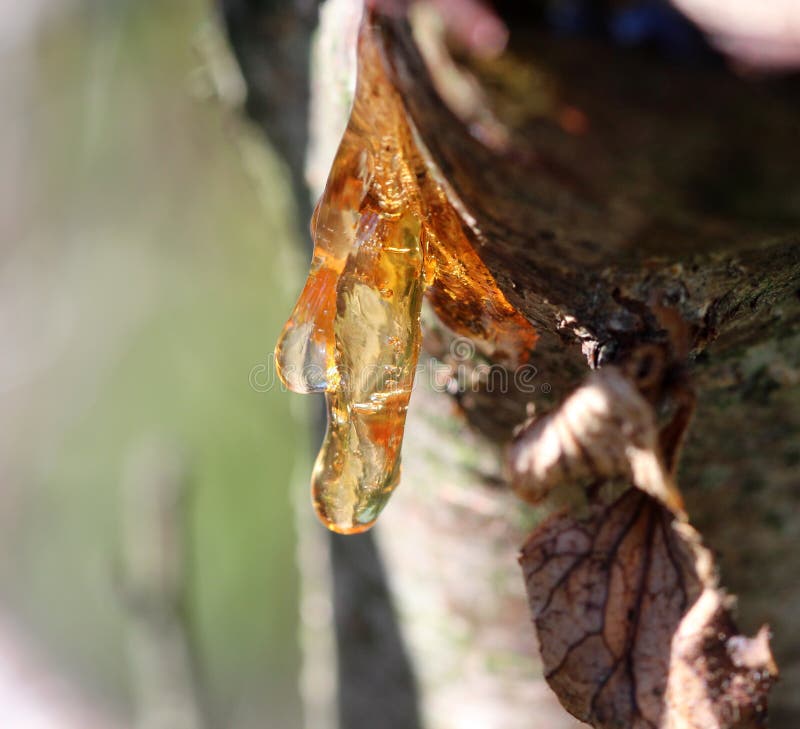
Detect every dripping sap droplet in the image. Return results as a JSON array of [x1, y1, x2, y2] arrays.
[[275, 23, 425, 534], [275, 15, 539, 534]]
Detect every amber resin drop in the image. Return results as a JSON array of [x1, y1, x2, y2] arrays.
[[275, 16, 537, 534], [312, 210, 424, 533], [276, 23, 425, 534]]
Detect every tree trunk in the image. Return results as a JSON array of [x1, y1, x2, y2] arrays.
[[220, 2, 800, 727]]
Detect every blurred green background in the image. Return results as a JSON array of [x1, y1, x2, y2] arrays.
[[0, 1, 309, 727]]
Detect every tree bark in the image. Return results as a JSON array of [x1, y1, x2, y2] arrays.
[[373, 11, 800, 725], [221, 2, 800, 727]]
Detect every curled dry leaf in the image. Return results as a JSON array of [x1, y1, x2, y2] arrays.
[[519, 489, 777, 729], [508, 366, 685, 514]]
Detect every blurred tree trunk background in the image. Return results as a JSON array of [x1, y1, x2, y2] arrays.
[[0, 2, 308, 726]]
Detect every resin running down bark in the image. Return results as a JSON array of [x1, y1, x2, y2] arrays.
[[276, 24, 426, 534], [275, 16, 536, 534]]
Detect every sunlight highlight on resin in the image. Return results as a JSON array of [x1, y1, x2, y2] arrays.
[[276, 17, 537, 534]]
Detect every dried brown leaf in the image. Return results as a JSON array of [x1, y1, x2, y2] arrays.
[[520, 489, 777, 729], [509, 367, 685, 513]]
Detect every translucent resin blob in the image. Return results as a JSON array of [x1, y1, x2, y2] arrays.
[[276, 18, 537, 534]]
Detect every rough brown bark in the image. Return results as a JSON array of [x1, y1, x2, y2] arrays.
[[222, 2, 800, 727], [373, 8, 799, 727]]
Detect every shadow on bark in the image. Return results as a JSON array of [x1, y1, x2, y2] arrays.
[[330, 531, 423, 729]]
